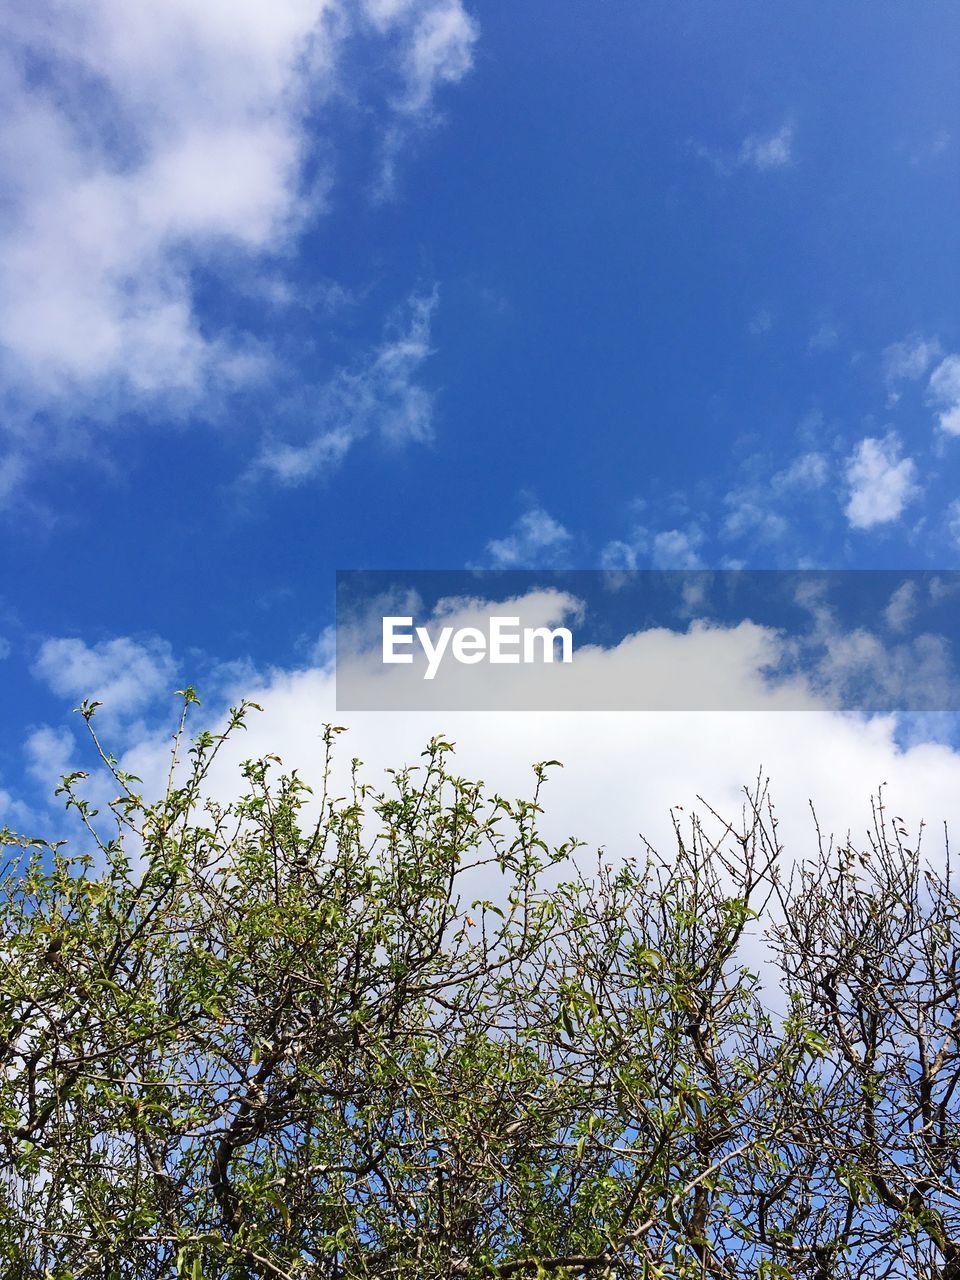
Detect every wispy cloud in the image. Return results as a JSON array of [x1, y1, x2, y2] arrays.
[[247, 288, 439, 485], [883, 334, 942, 386], [737, 122, 794, 171], [807, 321, 839, 353], [909, 129, 951, 167], [601, 524, 704, 570], [650, 527, 705, 569], [601, 446, 833, 571], [748, 307, 774, 337], [363, 0, 477, 112], [694, 120, 795, 176], [363, 0, 479, 197], [928, 354, 960, 436], [483, 507, 573, 568], [882, 333, 942, 405], [794, 584, 956, 716], [947, 499, 960, 548], [722, 451, 828, 547], [884, 580, 917, 634], [874, 332, 960, 436]]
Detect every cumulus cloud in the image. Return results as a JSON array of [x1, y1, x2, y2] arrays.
[[483, 507, 573, 568], [108, 625, 960, 878], [340, 589, 823, 713], [248, 288, 439, 484], [239, 681, 960, 878], [32, 635, 178, 721], [0, 0, 325, 405], [0, 0, 477, 466], [928, 354, 960, 436], [20, 598, 960, 886], [844, 433, 919, 529]]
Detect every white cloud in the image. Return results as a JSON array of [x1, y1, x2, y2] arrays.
[[0, 452, 26, 507], [20, 604, 960, 899], [722, 499, 788, 544], [883, 334, 941, 388], [253, 429, 356, 484], [600, 539, 640, 572], [362, 0, 477, 114], [248, 288, 438, 484], [0, 0, 476, 432], [484, 507, 573, 568], [651, 527, 704, 568], [928, 354, 960, 436], [773, 452, 828, 491], [0, 784, 36, 831], [738, 122, 794, 171], [692, 121, 794, 178], [721, 452, 828, 547], [361, 0, 479, 196], [106, 629, 960, 884], [23, 724, 76, 790], [340, 590, 820, 713], [0, 2, 328, 406], [844, 433, 919, 529], [948, 499, 960, 548], [600, 521, 705, 570], [32, 635, 178, 720], [795, 589, 954, 716], [884, 580, 917, 634]]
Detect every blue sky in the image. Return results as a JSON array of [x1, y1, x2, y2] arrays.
[[2, 0, 960, 841]]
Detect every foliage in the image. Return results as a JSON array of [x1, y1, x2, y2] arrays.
[[0, 696, 959, 1278]]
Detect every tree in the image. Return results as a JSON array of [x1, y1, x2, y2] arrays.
[[0, 694, 956, 1279]]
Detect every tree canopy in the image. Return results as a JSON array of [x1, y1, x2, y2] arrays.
[[1, 695, 959, 1279]]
